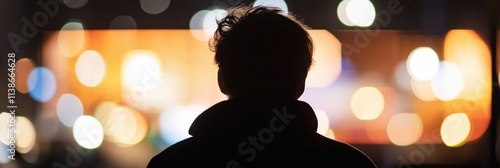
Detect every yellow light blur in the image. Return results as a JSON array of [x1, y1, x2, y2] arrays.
[[73, 115, 104, 149], [16, 116, 36, 153], [14, 58, 36, 94], [314, 109, 330, 136], [325, 129, 336, 140], [387, 113, 423, 146], [306, 30, 342, 88], [351, 87, 384, 120], [411, 79, 437, 101], [346, 0, 376, 27], [441, 113, 471, 147], [75, 50, 106, 87], [0, 112, 10, 145], [431, 61, 464, 101], [58, 22, 87, 57], [407, 47, 440, 80], [94, 102, 148, 147], [444, 29, 491, 141]]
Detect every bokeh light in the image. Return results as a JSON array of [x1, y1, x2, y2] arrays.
[[393, 61, 412, 92], [189, 10, 211, 41], [407, 47, 440, 80], [325, 129, 336, 140], [203, 9, 227, 38], [314, 110, 330, 136], [305, 30, 342, 88], [14, 58, 35, 94], [387, 113, 423, 146], [57, 94, 84, 127], [0, 113, 10, 145], [0, 143, 9, 164], [159, 105, 205, 145], [76, 50, 106, 87], [411, 79, 437, 101], [27, 67, 57, 102], [351, 87, 384, 120], [441, 113, 471, 147], [122, 50, 161, 89], [337, 0, 355, 26], [253, 0, 288, 15], [58, 21, 86, 57], [16, 116, 36, 153], [63, 0, 88, 9], [73, 115, 104, 149], [109, 15, 138, 29], [431, 61, 464, 101], [140, 0, 171, 15], [346, 0, 376, 27], [94, 102, 148, 147], [189, 9, 227, 41]]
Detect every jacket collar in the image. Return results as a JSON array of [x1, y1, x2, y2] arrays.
[[189, 98, 318, 138]]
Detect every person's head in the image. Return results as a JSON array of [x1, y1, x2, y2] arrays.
[[211, 5, 313, 99]]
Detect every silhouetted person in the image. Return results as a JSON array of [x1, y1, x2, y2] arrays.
[[148, 6, 376, 168]]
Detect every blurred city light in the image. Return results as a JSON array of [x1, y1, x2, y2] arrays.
[[58, 21, 86, 57], [411, 79, 437, 101], [27, 67, 57, 102], [305, 30, 342, 88], [253, 0, 288, 15], [314, 109, 330, 136], [441, 113, 471, 147], [338, 0, 375, 27], [0, 113, 10, 145], [16, 117, 36, 153], [407, 47, 440, 81], [159, 105, 205, 145], [140, 0, 171, 15], [14, 58, 35, 94], [76, 50, 106, 87], [337, 0, 355, 26], [351, 87, 385, 120], [387, 113, 423, 146], [73, 115, 104, 149], [94, 102, 148, 147], [56, 94, 84, 127], [431, 61, 464, 101]]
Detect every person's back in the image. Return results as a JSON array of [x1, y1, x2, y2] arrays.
[[148, 5, 376, 168]]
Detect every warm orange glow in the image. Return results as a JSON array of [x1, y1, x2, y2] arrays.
[[94, 102, 148, 147], [411, 79, 437, 101], [351, 87, 385, 120], [16, 116, 36, 153], [441, 113, 471, 147], [443, 30, 491, 141], [306, 30, 342, 88], [387, 113, 423, 146], [14, 58, 36, 94]]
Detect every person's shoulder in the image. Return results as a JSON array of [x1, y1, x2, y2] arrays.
[[305, 133, 377, 167], [147, 137, 199, 168]]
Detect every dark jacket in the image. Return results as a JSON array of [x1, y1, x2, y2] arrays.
[[148, 98, 377, 168]]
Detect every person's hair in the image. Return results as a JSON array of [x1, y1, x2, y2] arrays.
[[211, 5, 313, 99]]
